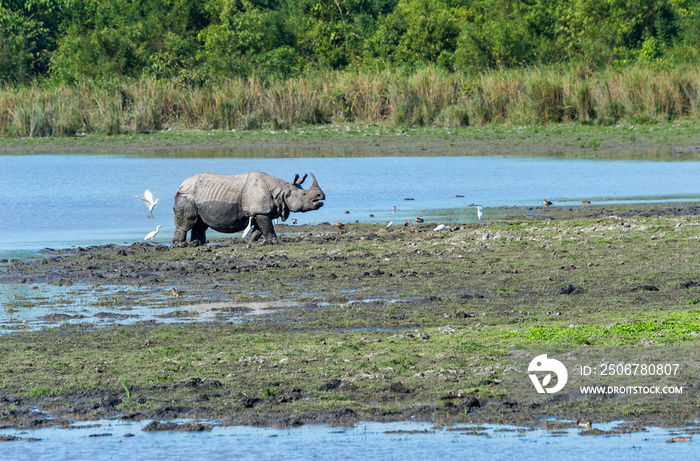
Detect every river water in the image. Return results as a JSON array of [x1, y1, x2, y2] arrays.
[[1, 419, 698, 460], [1, 148, 699, 457], [1, 150, 699, 258]]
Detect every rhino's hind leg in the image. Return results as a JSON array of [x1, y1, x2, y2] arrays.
[[191, 221, 208, 245], [173, 194, 198, 244], [173, 229, 188, 244]]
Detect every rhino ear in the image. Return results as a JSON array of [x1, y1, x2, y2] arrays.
[[292, 174, 307, 185]]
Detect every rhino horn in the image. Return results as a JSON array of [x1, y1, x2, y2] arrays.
[[310, 173, 318, 187]]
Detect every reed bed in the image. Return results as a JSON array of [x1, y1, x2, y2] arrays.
[[1, 65, 698, 137]]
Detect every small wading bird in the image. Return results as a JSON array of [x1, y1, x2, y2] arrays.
[[576, 420, 592, 430], [136, 190, 160, 219], [144, 225, 162, 241], [335, 221, 344, 229], [241, 217, 253, 239], [434, 224, 447, 231], [171, 287, 184, 297], [415, 217, 424, 223], [477, 206, 483, 221], [543, 199, 553, 207]]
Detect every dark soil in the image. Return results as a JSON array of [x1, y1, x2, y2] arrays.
[[1, 203, 699, 431]]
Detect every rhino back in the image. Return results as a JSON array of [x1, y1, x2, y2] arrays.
[[180, 172, 247, 202], [178, 172, 287, 230]]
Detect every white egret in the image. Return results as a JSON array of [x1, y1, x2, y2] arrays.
[[434, 224, 447, 231], [477, 206, 483, 221], [144, 225, 162, 241], [136, 189, 160, 218], [241, 217, 253, 238], [386, 221, 393, 228]]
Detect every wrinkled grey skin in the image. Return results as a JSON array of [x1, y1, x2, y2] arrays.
[[173, 171, 325, 244]]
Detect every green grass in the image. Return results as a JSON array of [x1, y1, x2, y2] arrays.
[[0, 209, 699, 426], [0, 65, 698, 138]]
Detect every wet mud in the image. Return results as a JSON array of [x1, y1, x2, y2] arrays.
[[1, 203, 699, 431]]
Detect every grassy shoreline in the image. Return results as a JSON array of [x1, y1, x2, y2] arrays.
[[1, 65, 699, 140], [0, 121, 698, 158], [1, 205, 699, 429]]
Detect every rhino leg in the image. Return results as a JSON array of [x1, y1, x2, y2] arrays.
[[173, 228, 188, 244], [173, 194, 198, 244], [251, 215, 277, 242], [191, 220, 208, 245]]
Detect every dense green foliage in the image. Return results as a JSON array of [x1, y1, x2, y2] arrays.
[[2, 0, 699, 83]]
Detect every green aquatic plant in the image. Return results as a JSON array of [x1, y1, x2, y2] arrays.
[[121, 378, 132, 401]]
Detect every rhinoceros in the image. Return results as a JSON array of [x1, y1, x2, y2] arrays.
[[173, 171, 325, 244]]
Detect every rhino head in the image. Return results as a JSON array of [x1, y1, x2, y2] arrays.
[[284, 173, 325, 217]]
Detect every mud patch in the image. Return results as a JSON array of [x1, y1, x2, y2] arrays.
[[36, 313, 85, 322], [142, 421, 214, 432], [1, 210, 699, 430]]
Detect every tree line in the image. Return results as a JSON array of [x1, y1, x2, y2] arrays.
[[2, 0, 700, 84]]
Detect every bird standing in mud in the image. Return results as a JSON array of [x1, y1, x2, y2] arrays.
[[171, 287, 184, 297], [543, 199, 553, 206], [144, 225, 162, 241], [136, 190, 160, 219], [241, 217, 253, 239]]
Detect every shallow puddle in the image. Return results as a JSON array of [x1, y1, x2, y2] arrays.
[[0, 419, 696, 460], [0, 279, 428, 334], [0, 282, 302, 334]]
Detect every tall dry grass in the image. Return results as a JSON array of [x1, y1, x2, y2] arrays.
[[1, 65, 698, 137]]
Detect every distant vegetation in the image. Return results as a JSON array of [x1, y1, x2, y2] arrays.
[[1, 0, 699, 136]]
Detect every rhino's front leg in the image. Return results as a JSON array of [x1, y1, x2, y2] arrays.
[[251, 215, 277, 242]]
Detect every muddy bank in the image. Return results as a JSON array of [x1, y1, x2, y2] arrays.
[[1, 203, 699, 430], [1, 122, 699, 157]]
